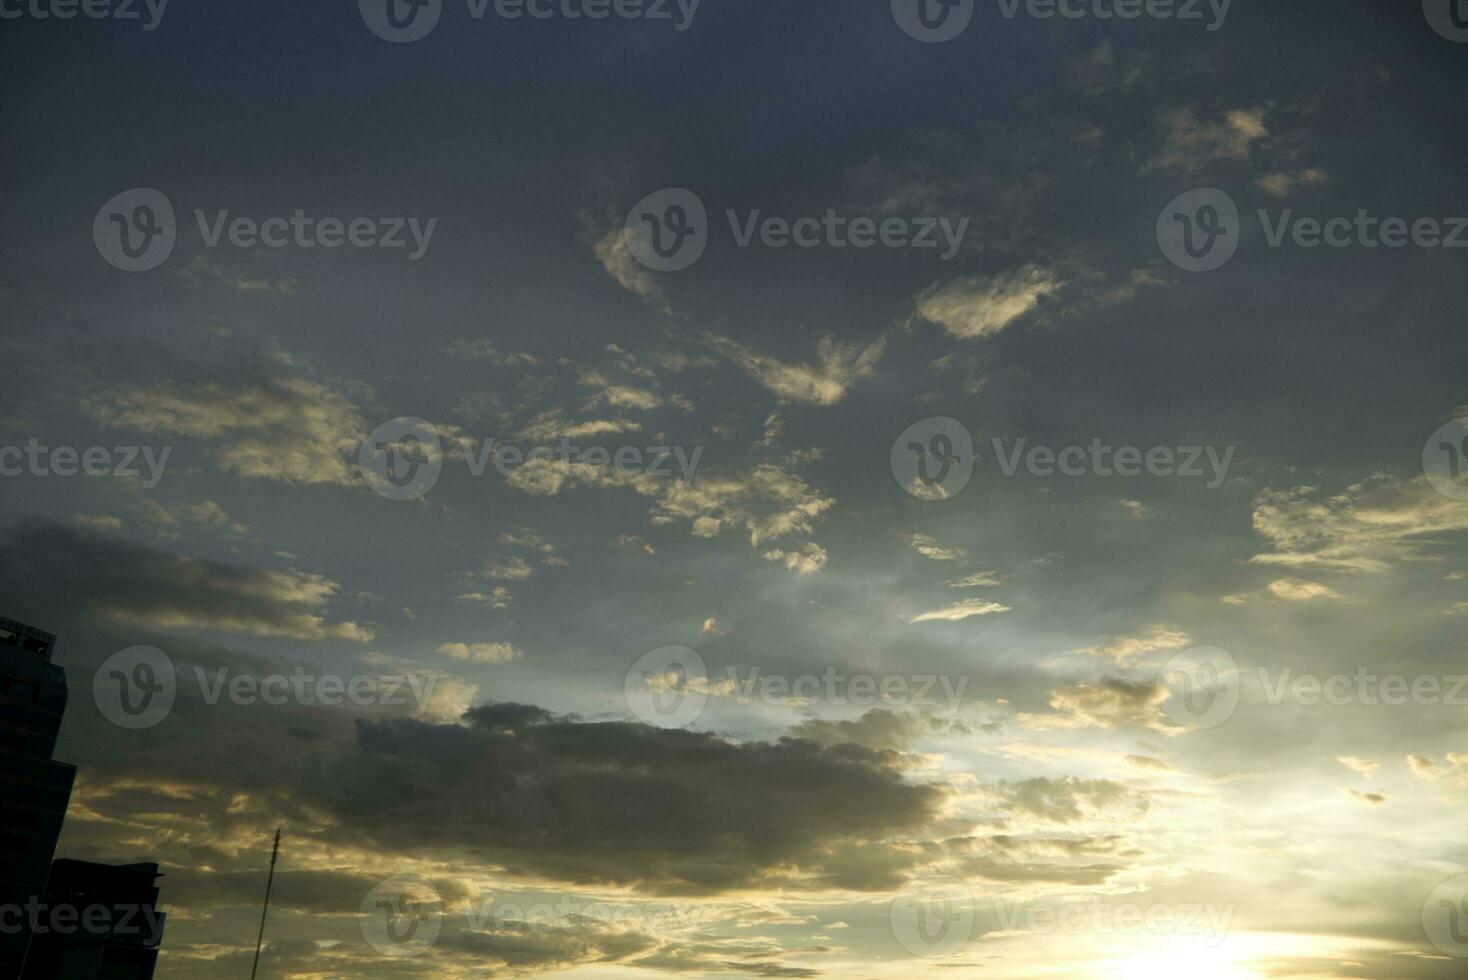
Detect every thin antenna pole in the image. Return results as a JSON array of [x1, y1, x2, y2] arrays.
[[249, 827, 282, 980]]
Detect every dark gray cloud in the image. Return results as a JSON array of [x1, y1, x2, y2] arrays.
[[0, 521, 371, 643], [789, 707, 975, 750], [309, 708, 943, 896]]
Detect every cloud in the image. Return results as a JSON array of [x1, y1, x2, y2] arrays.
[[1267, 577, 1340, 601], [942, 837, 1127, 887], [362, 651, 481, 724], [1076, 625, 1189, 664], [303, 708, 944, 896], [1065, 38, 1144, 96], [762, 542, 828, 575], [507, 459, 833, 555], [1021, 678, 1176, 733], [1125, 755, 1177, 772], [909, 598, 1010, 623], [517, 410, 643, 442], [137, 499, 249, 538], [705, 333, 885, 406], [482, 557, 535, 581], [578, 370, 663, 411], [948, 571, 1001, 587], [1145, 106, 1268, 174], [1337, 756, 1380, 778], [909, 534, 966, 561], [791, 709, 970, 751], [1406, 754, 1468, 790], [759, 413, 785, 447], [0, 522, 372, 642], [989, 777, 1150, 825], [501, 530, 556, 556], [1257, 168, 1328, 196], [445, 338, 539, 367], [1406, 754, 1441, 781], [1348, 790, 1387, 806], [617, 534, 656, 555], [177, 252, 298, 296], [458, 587, 513, 610], [437, 642, 522, 664], [914, 267, 1059, 340], [59, 770, 807, 979], [593, 227, 667, 310], [1250, 478, 1468, 573], [94, 376, 368, 486]]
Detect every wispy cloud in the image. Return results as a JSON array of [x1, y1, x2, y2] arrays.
[[1251, 478, 1468, 573], [1145, 106, 1268, 174], [437, 641, 522, 664], [910, 598, 1010, 623], [94, 376, 367, 487], [705, 333, 885, 406], [915, 267, 1059, 339]]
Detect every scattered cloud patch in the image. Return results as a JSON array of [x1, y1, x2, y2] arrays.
[[437, 642, 522, 664], [705, 333, 885, 406], [915, 267, 1059, 340]]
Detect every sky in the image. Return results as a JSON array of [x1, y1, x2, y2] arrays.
[[2, 1, 1468, 977]]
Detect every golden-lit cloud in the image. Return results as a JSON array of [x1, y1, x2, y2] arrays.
[[915, 266, 1059, 339], [705, 333, 885, 406]]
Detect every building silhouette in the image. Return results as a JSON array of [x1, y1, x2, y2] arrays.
[[19, 861, 165, 980], [0, 619, 76, 980], [0, 617, 165, 980]]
